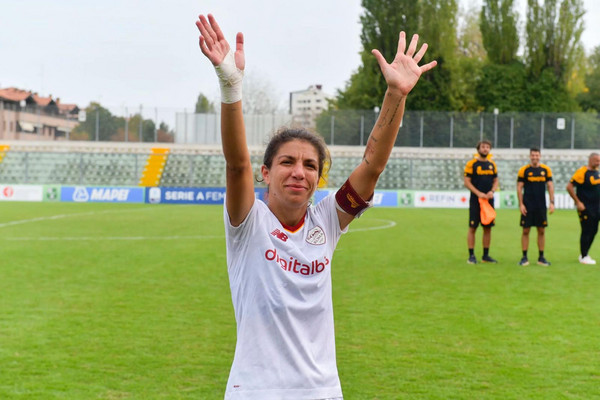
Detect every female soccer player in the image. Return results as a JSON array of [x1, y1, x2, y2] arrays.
[[196, 13, 436, 399]]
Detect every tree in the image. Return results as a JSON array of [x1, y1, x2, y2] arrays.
[[71, 102, 174, 142], [242, 71, 283, 114], [157, 122, 175, 143], [71, 102, 120, 141], [475, 62, 527, 111], [335, 0, 420, 110], [480, 0, 519, 64], [525, 0, 585, 83], [411, 0, 458, 110], [195, 93, 215, 113], [578, 46, 600, 112], [454, 1, 486, 111]]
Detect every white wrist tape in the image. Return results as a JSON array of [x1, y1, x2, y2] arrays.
[[214, 50, 243, 104]]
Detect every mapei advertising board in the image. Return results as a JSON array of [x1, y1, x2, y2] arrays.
[[61, 186, 145, 203]]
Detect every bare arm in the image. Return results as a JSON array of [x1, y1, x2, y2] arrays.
[[517, 181, 526, 215], [491, 177, 499, 196], [566, 182, 585, 211], [547, 180, 555, 214], [338, 32, 437, 229], [196, 14, 254, 226]]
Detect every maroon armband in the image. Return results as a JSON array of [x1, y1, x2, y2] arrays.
[[335, 179, 373, 217]]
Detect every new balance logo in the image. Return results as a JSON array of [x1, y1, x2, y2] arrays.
[[271, 229, 288, 242]]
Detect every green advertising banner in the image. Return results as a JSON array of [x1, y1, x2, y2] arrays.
[[500, 191, 518, 209], [398, 190, 414, 207], [43, 185, 61, 202]]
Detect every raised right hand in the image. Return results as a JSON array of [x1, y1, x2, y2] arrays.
[[196, 14, 245, 70]]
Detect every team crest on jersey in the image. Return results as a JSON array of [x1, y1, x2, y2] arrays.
[[306, 226, 326, 245]]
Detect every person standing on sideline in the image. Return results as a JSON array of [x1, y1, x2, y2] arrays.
[[196, 13, 437, 399], [516, 147, 555, 266], [464, 140, 499, 264], [566, 153, 600, 264]]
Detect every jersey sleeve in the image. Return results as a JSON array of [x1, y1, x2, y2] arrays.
[[464, 159, 475, 177], [517, 165, 527, 182], [571, 166, 586, 185], [541, 164, 553, 181], [313, 193, 348, 253], [491, 160, 498, 177]]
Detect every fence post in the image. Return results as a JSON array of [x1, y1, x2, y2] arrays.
[[510, 117, 514, 148], [419, 113, 424, 147], [139, 104, 143, 142], [184, 108, 188, 144], [540, 115, 544, 149], [360, 114, 364, 146], [449, 114, 454, 148], [330, 115, 334, 145], [154, 107, 158, 143], [95, 108, 99, 141], [125, 107, 129, 142], [493, 108, 499, 147], [480, 113, 484, 141], [571, 114, 575, 149]]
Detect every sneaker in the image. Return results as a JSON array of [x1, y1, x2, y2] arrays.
[[467, 254, 477, 264], [519, 256, 529, 266], [579, 255, 597, 265], [481, 255, 498, 263], [537, 257, 551, 266]]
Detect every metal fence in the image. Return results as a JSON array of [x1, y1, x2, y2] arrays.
[[5, 103, 600, 149], [314, 110, 600, 149], [173, 110, 600, 149]]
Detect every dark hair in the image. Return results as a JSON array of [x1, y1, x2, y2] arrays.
[[530, 147, 540, 153], [476, 140, 492, 150], [262, 127, 330, 179]]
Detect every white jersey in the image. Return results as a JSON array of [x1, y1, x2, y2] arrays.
[[223, 193, 346, 400]]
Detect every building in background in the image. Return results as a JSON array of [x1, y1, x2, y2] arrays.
[[0, 87, 80, 141], [289, 84, 331, 129]]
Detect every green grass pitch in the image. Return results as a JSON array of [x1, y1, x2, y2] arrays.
[[0, 202, 599, 399]]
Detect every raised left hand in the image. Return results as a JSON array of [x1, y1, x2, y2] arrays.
[[371, 32, 437, 96]]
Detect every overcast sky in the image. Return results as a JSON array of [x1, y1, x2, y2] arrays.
[[1, 0, 599, 122]]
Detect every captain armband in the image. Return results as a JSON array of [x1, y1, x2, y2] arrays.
[[334, 179, 373, 218]]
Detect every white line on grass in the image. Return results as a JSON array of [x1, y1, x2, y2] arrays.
[[4, 235, 223, 241], [0, 209, 395, 241], [347, 218, 397, 233], [0, 207, 153, 229]]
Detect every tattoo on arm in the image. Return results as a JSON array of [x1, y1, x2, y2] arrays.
[[376, 110, 388, 129], [362, 136, 378, 165], [387, 101, 401, 127]]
